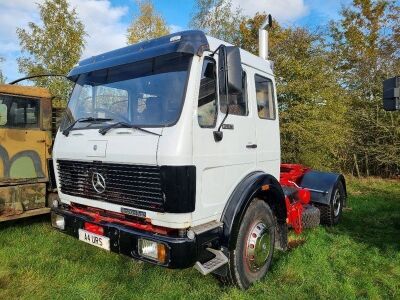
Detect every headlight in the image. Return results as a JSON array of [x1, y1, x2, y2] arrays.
[[51, 212, 65, 230], [138, 238, 167, 263]]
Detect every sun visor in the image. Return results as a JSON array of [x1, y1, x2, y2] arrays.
[[68, 30, 209, 82]]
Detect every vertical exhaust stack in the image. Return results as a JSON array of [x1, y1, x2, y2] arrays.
[[259, 14, 273, 60]]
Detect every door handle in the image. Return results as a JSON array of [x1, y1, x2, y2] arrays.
[[246, 144, 257, 149]]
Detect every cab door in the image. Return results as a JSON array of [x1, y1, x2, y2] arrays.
[[0, 94, 47, 181], [192, 57, 256, 222], [251, 72, 280, 179]]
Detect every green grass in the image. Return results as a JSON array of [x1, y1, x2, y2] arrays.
[[0, 178, 399, 299]]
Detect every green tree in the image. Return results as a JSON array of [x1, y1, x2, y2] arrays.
[[127, 0, 170, 44], [238, 14, 351, 171], [190, 0, 243, 44], [330, 0, 400, 176], [190, 2, 399, 175], [0, 57, 5, 84], [191, 6, 351, 171], [17, 0, 86, 105]]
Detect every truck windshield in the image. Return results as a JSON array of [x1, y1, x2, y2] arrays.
[[62, 54, 192, 130]]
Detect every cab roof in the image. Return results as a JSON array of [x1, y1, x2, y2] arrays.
[[68, 30, 209, 81], [67, 30, 273, 80], [0, 84, 52, 99]]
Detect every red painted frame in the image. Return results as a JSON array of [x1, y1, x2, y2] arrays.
[[280, 164, 312, 234]]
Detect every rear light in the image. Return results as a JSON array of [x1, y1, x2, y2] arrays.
[[138, 238, 167, 263], [84, 222, 104, 235], [51, 213, 65, 230], [297, 189, 311, 204]]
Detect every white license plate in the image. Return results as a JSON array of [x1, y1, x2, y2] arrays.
[[78, 229, 110, 251]]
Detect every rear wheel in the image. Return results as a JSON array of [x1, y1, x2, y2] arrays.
[[219, 199, 276, 289], [317, 181, 345, 226]]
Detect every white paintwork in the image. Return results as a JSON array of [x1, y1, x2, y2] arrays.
[[192, 60, 257, 223], [86, 140, 107, 157], [248, 69, 281, 180], [53, 34, 280, 229], [53, 128, 162, 165]]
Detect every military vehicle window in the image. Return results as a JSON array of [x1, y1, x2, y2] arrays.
[[198, 58, 217, 128], [220, 71, 248, 116], [0, 95, 39, 128], [0, 103, 7, 126], [255, 74, 275, 120]]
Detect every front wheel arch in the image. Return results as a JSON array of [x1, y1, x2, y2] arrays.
[[220, 172, 287, 251]]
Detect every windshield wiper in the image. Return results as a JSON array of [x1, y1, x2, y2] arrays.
[[62, 117, 113, 136], [98, 121, 162, 137]]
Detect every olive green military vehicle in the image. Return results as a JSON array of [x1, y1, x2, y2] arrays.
[[0, 84, 61, 222]]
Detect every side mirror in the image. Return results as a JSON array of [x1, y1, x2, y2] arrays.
[[213, 130, 223, 142], [219, 45, 243, 96], [383, 76, 400, 111], [214, 45, 243, 142]]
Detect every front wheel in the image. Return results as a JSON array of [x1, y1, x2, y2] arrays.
[[219, 199, 276, 289]]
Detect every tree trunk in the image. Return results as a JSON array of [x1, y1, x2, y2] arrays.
[[354, 154, 361, 177]]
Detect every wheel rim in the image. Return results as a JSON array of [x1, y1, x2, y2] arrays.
[[333, 189, 341, 217], [245, 222, 271, 272]]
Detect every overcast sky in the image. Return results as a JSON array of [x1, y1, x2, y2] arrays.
[[0, 0, 352, 82]]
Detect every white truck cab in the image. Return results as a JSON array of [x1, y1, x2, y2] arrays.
[[51, 24, 346, 289]]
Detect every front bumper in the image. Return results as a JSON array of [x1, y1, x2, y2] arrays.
[[51, 207, 198, 269]]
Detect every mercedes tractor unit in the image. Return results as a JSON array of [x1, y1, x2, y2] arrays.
[[51, 18, 346, 289]]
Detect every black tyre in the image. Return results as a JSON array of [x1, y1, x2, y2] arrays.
[[219, 199, 276, 289], [317, 181, 345, 226], [301, 205, 320, 229]]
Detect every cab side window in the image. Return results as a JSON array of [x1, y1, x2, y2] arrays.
[[197, 58, 217, 128], [255, 74, 275, 120], [0, 95, 40, 128]]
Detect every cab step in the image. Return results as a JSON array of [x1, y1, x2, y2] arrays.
[[194, 248, 228, 275], [190, 220, 223, 235]]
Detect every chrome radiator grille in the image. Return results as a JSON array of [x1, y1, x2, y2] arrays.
[[57, 160, 165, 212]]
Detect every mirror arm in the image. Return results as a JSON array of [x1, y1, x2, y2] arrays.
[[210, 45, 223, 57], [218, 105, 230, 132], [213, 104, 229, 142], [214, 57, 230, 142], [8, 74, 67, 85]]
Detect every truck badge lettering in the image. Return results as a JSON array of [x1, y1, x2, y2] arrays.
[[121, 207, 146, 218]]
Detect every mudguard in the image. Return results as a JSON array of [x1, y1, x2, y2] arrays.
[[299, 170, 347, 206], [220, 172, 286, 250]]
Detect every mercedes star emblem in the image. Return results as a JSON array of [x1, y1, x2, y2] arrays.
[[92, 172, 106, 193]]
